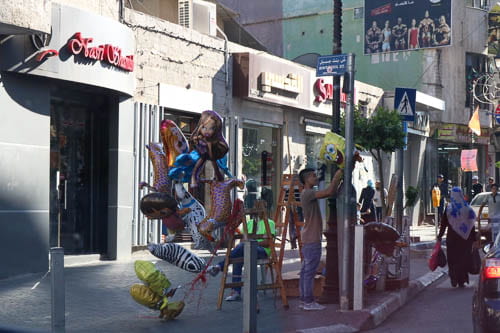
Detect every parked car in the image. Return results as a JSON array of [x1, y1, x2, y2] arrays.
[[471, 192, 492, 240], [472, 235, 500, 333]]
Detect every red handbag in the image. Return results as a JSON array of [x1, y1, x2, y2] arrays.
[[428, 240, 446, 271]]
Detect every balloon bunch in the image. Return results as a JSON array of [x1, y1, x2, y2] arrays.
[[139, 110, 242, 248], [129, 260, 185, 320]]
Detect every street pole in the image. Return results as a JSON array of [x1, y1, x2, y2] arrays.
[[243, 240, 257, 333], [395, 125, 405, 236], [319, 0, 342, 305], [50, 247, 65, 333], [340, 53, 356, 311]]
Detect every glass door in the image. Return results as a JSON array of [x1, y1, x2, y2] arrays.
[[49, 94, 109, 254]]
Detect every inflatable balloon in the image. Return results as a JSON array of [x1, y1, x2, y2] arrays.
[[319, 131, 347, 168], [197, 179, 245, 241], [319, 131, 363, 168], [148, 243, 206, 273], [130, 260, 184, 320], [143, 143, 172, 193], [189, 110, 229, 187], [174, 182, 214, 252], [168, 150, 232, 183], [140, 192, 178, 219], [160, 119, 189, 167]]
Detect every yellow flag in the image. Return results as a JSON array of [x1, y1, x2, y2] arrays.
[[468, 106, 481, 136]]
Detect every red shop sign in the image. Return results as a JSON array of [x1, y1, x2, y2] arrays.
[[66, 32, 134, 72], [314, 78, 351, 104]]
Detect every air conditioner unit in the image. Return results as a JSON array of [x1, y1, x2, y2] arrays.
[[178, 0, 216, 37], [178, 0, 193, 29]]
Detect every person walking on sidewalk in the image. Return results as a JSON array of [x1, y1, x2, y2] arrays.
[[207, 209, 275, 302], [359, 180, 376, 223], [478, 183, 500, 242], [298, 167, 343, 311], [431, 174, 449, 224], [471, 175, 483, 199], [373, 181, 388, 222], [437, 187, 477, 288], [486, 176, 495, 192]]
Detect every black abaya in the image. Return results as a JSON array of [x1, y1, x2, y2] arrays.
[[437, 213, 476, 286]]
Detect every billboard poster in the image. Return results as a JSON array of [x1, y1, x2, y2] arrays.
[[488, 4, 500, 55], [364, 0, 452, 55]]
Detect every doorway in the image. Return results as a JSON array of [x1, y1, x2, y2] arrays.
[[49, 91, 109, 254]]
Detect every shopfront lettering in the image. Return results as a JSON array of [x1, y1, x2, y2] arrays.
[[67, 32, 134, 72], [259, 72, 301, 95], [314, 78, 349, 103]]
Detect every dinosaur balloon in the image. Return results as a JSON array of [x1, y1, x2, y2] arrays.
[[197, 178, 245, 241], [140, 143, 172, 193]]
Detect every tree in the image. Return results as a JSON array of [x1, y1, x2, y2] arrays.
[[343, 107, 405, 219]]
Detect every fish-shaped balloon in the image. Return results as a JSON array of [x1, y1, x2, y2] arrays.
[[160, 120, 189, 168], [148, 243, 206, 273]]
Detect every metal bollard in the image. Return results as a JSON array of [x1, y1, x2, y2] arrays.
[[243, 240, 257, 333], [50, 247, 65, 333], [353, 225, 364, 310]]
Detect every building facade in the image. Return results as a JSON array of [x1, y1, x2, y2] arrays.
[[219, 0, 495, 224]]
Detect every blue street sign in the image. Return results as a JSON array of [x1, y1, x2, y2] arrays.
[[394, 88, 416, 122], [495, 104, 500, 125], [316, 54, 348, 76]]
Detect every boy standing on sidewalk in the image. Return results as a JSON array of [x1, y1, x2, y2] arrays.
[[298, 168, 343, 311]]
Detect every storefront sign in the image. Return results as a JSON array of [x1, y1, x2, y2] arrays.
[[67, 32, 134, 72], [259, 72, 301, 94], [313, 78, 349, 103], [437, 124, 490, 145], [410, 111, 429, 133], [461, 149, 478, 172]]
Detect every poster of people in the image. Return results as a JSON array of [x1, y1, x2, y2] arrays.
[[488, 4, 500, 55], [364, 0, 452, 55]]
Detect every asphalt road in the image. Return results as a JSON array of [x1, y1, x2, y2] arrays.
[[365, 275, 479, 333]]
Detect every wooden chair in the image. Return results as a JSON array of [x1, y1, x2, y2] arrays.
[[216, 200, 288, 310]]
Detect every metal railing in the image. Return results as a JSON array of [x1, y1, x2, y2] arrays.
[[132, 102, 167, 246]]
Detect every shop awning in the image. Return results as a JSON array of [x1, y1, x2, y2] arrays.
[[416, 91, 445, 112]]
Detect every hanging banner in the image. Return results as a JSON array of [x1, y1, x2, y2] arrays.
[[461, 149, 478, 172], [364, 0, 452, 55]]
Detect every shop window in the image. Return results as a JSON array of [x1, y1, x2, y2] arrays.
[[242, 125, 279, 214], [305, 133, 332, 184]]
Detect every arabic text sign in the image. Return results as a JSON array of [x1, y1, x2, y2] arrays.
[[461, 149, 478, 172], [316, 54, 348, 76]]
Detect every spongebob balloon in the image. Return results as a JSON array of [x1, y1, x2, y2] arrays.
[[319, 131, 347, 168]]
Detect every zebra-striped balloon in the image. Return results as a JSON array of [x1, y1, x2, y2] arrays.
[[148, 243, 206, 273]]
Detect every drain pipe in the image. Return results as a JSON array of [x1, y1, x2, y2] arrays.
[[119, 0, 125, 23]]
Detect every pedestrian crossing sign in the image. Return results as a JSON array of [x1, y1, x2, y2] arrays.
[[394, 88, 416, 121]]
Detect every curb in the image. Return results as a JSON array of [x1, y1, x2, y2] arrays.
[[360, 267, 448, 330], [295, 268, 448, 333]]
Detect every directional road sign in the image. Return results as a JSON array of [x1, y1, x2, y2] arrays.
[[316, 54, 348, 76], [495, 104, 500, 125], [394, 88, 416, 122]]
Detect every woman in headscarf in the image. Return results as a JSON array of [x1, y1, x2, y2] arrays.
[[437, 187, 477, 287], [358, 180, 376, 223]]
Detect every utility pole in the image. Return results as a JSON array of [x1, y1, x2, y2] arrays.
[[319, 0, 342, 304], [340, 54, 356, 310]]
